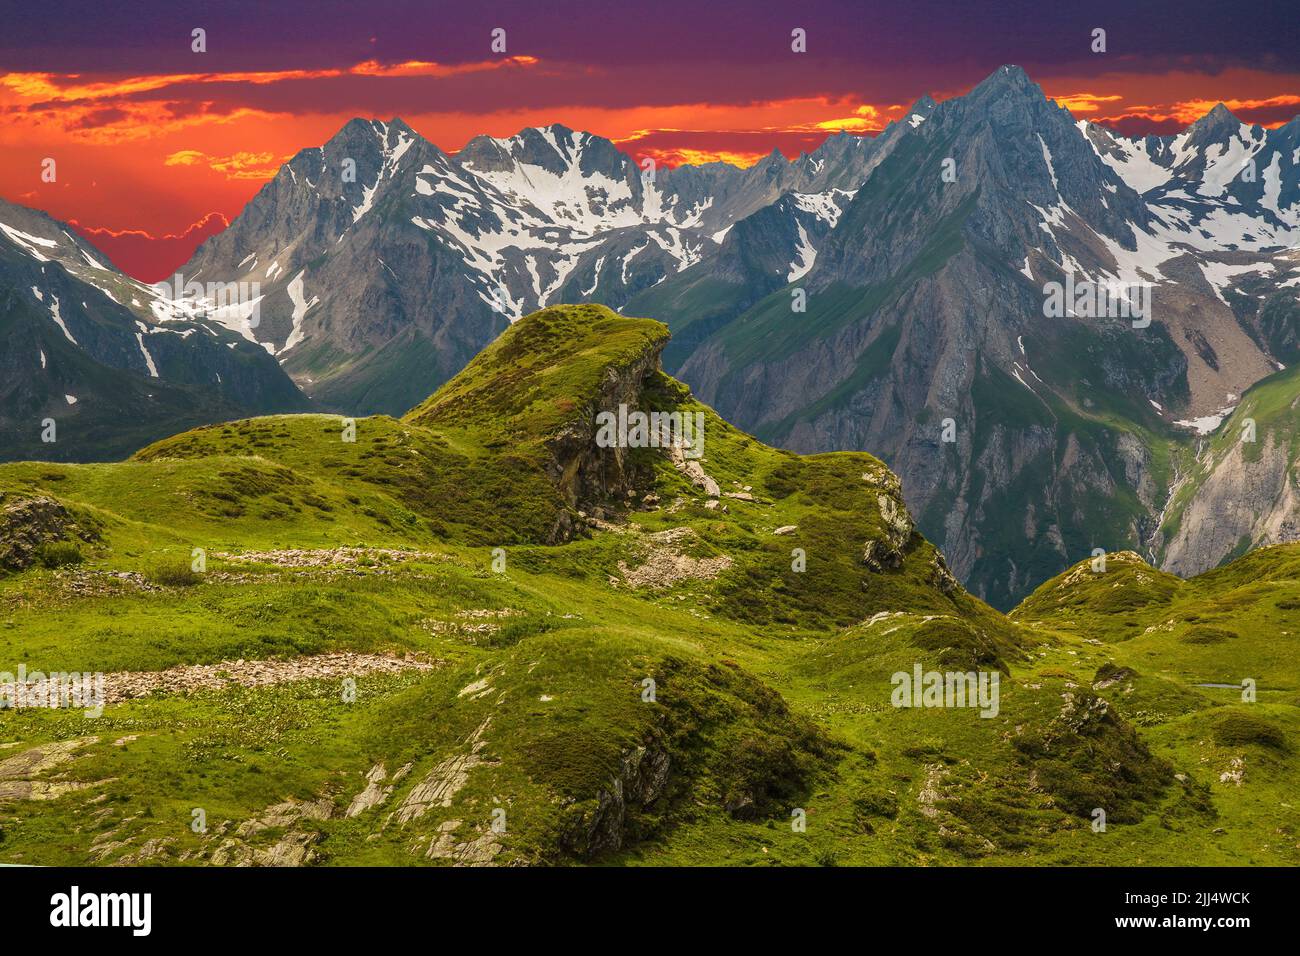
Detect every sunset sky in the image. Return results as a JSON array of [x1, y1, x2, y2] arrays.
[[3, 0, 1298, 280]]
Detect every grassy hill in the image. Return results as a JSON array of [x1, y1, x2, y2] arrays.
[[0, 304, 1295, 866]]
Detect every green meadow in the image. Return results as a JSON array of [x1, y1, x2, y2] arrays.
[[1, 306, 1295, 866]]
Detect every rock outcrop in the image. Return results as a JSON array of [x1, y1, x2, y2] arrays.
[[560, 744, 672, 859], [1159, 430, 1300, 576], [543, 327, 670, 517], [0, 494, 100, 571]]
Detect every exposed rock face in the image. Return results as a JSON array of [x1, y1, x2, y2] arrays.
[[668, 440, 721, 498], [0, 494, 99, 571], [0, 737, 101, 802], [210, 796, 337, 867], [543, 330, 669, 519], [561, 744, 671, 859], [928, 552, 961, 595], [1160, 434, 1300, 576], [615, 527, 733, 589], [346, 761, 414, 818], [863, 491, 915, 571], [1149, 364, 1300, 576], [390, 717, 494, 824], [423, 819, 503, 865], [215, 546, 447, 568]]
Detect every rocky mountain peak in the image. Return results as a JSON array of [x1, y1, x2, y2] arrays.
[[808, 131, 869, 161], [457, 124, 635, 184], [968, 64, 1041, 102], [1173, 102, 1258, 165], [1193, 102, 1246, 136], [907, 94, 938, 118]]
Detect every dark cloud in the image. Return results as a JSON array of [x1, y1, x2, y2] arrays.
[[4, 0, 1296, 77], [65, 107, 130, 130]]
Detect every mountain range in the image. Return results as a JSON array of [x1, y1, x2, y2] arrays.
[[2, 64, 1297, 605]]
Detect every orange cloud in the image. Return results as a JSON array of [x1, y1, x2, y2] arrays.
[[608, 100, 901, 169], [1085, 95, 1300, 130], [636, 146, 769, 168], [0, 56, 542, 103], [1031, 67, 1300, 133], [349, 56, 539, 78], [813, 104, 887, 133], [164, 149, 288, 180], [5, 101, 275, 144], [0, 57, 546, 142], [1162, 93, 1300, 126], [1049, 92, 1123, 113]]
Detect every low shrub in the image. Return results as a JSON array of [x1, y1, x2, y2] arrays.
[[35, 540, 83, 568]]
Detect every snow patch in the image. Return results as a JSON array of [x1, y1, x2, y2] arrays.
[[1174, 406, 1236, 435], [283, 270, 320, 353], [786, 220, 816, 282], [1199, 260, 1273, 305], [581, 256, 606, 297], [47, 295, 77, 345], [791, 188, 855, 228], [1037, 134, 1059, 192], [134, 332, 160, 377], [0, 222, 57, 261], [352, 122, 414, 223], [1083, 122, 1174, 193]]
